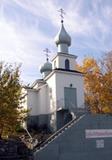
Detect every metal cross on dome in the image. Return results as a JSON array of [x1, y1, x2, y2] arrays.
[[43, 48, 51, 61], [58, 8, 65, 23]]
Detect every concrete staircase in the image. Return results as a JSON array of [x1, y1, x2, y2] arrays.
[[34, 114, 112, 160], [34, 114, 85, 153]]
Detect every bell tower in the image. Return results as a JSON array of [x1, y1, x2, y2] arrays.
[[52, 9, 77, 71]]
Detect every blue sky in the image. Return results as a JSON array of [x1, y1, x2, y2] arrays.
[[0, 0, 112, 84]]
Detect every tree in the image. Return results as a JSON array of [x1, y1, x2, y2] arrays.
[[77, 52, 112, 113], [0, 62, 26, 138], [99, 52, 112, 113]]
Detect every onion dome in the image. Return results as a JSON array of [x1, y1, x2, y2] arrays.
[[40, 59, 52, 78], [54, 21, 71, 47], [40, 61, 52, 73]]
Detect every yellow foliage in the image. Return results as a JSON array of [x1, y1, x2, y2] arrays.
[[78, 52, 112, 114]]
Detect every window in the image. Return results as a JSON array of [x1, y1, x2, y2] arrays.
[[65, 59, 70, 70]]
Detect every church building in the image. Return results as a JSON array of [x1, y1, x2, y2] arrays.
[[23, 19, 85, 132]]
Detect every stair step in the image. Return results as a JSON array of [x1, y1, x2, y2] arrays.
[[34, 115, 85, 153]]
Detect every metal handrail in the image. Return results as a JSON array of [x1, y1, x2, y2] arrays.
[[34, 114, 85, 152]]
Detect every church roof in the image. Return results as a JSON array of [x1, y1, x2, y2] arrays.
[[44, 68, 84, 81], [31, 79, 46, 88], [54, 22, 71, 46], [54, 68, 83, 74]]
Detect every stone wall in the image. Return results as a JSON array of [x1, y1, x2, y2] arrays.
[[0, 138, 33, 160]]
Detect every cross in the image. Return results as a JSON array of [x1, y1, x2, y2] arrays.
[[43, 48, 51, 61], [58, 8, 65, 23]]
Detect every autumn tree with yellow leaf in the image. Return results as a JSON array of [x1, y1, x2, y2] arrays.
[[78, 52, 112, 113], [0, 63, 27, 139]]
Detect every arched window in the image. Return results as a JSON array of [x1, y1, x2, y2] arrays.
[[65, 59, 70, 70]]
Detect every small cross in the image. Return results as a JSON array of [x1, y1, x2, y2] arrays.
[[58, 8, 65, 23], [43, 48, 51, 61]]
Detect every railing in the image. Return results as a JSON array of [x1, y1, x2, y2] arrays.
[[34, 114, 86, 153]]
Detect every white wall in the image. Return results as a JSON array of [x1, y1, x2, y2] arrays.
[[52, 54, 77, 70], [27, 85, 50, 116], [52, 56, 59, 69], [55, 72, 84, 109], [46, 74, 57, 113], [38, 85, 50, 114], [27, 89, 39, 116]]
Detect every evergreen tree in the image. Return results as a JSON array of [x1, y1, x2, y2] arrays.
[[0, 62, 27, 138]]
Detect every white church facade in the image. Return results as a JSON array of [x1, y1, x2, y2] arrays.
[[23, 20, 85, 132]]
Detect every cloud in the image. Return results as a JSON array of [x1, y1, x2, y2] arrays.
[[0, 1, 54, 84], [12, 0, 59, 25], [1, 0, 112, 83], [12, 0, 112, 38]]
